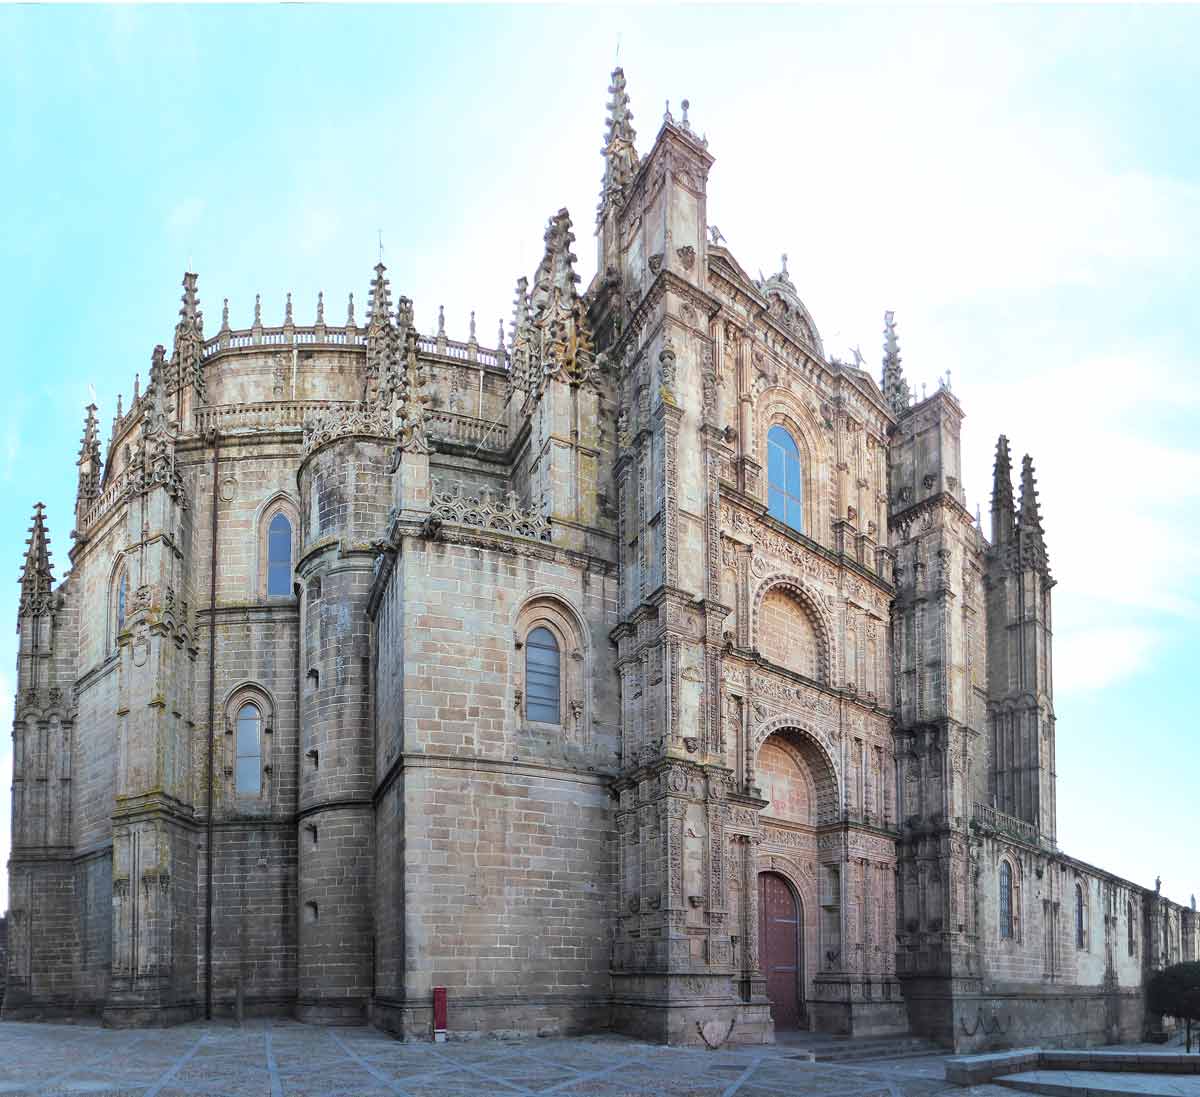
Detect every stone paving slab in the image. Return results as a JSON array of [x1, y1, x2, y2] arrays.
[[0, 1020, 1056, 1097]]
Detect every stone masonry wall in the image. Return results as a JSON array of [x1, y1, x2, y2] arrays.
[[371, 533, 617, 1038]]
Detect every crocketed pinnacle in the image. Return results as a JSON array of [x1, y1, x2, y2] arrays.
[[75, 403, 103, 533], [174, 271, 206, 398], [367, 263, 392, 328], [599, 67, 639, 219], [77, 403, 100, 466], [991, 435, 1016, 546], [1018, 452, 1050, 573], [880, 310, 911, 415], [1019, 454, 1044, 535], [18, 502, 54, 616]]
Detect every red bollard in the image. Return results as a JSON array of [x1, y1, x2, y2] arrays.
[[433, 986, 447, 1042]]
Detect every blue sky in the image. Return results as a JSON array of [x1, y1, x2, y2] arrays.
[[1, 5, 1197, 911]]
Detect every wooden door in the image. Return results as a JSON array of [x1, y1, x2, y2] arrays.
[[758, 871, 803, 1029]]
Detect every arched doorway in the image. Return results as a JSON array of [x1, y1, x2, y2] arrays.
[[758, 870, 804, 1029]]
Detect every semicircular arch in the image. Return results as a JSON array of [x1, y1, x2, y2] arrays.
[[750, 574, 833, 684], [753, 720, 841, 826]]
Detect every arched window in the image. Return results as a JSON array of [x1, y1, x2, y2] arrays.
[[266, 513, 293, 597], [525, 626, 561, 724], [999, 861, 1014, 939], [767, 425, 803, 532], [1076, 883, 1086, 949], [235, 703, 262, 795]]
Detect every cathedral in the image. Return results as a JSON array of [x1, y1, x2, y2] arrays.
[[6, 69, 1197, 1050]]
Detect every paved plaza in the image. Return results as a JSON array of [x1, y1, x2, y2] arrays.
[[0, 1020, 1041, 1097]]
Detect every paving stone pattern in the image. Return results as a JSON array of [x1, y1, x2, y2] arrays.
[[0, 1021, 1045, 1097]]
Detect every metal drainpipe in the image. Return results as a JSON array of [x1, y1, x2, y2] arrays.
[[205, 431, 220, 1019]]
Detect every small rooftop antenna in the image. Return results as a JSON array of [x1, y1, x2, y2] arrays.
[[615, 32, 621, 62], [378, 229, 384, 262]]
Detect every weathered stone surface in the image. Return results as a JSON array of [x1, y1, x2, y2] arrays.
[[5, 68, 1197, 1050]]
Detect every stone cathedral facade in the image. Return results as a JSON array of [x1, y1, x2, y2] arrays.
[[7, 70, 1197, 1049]]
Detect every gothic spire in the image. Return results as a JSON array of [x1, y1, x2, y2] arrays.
[[365, 263, 397, 405], [991, 434, 1016, 546], [75, 404, 102, 529], [880, 310, 911, 416], [599, 67, 639, 220], [367, 262, 392, 328], [173, 271, 205, 400], [1018, 453, 1050, 572], [1019, 453, 1044, 534], [18, 502, 54, 617]]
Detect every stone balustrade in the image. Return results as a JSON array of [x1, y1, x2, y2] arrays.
[[426, 410, 508, 452], [193, 400, 356, 437], [971, 802, 1042, 846]]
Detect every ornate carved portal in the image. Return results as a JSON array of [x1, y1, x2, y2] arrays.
[[758, 871, 804, 1029]]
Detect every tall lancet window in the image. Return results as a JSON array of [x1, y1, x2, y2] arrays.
[[116, 571, 127, 635], [266, 513, 293, 596], [767, 425, 803, 532], [999, 861, 1014, 939], [1076, 884, 1086, 949], [525, 627, 561, 724], [235, 703, 263, 795]]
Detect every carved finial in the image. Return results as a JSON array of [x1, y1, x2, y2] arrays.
[[781, 252, 788, 277], [285, 292, 294, 325], [599, 67, 640, 221], [880, 311, 911, 416], [921, 382, 927, 400], [367, 262, 391, 326], [116, 393, 123, 419], [945, 369, 952, 391], [680, 98, 691, 130], [497, 318, 506, 351], [253, 293, 262, 328], [133, 373, 140, 402], [663, 99, 673, 124], [75, 404, 103, 524], [990, 435, 1016, 546], [179, 271, 201, 328], [18, 501, 55, 616], [221, 297, 230, 332], [469, 310, 477, 343], [347, 292, 355, 327], [1019, 453, 1045, 537], [437, 305, 445, 336], [316, 291, 325, 324]]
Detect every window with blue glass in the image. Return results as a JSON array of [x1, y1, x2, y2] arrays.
[[235, 703, 262, 795], [525, 626, 561, 724], [767, 425, 803, 532], [266, 513, 293, 596]]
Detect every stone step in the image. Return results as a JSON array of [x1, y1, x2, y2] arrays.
[[808, 1037, 943, 1062], [995, 1070, 1200, 1097]]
